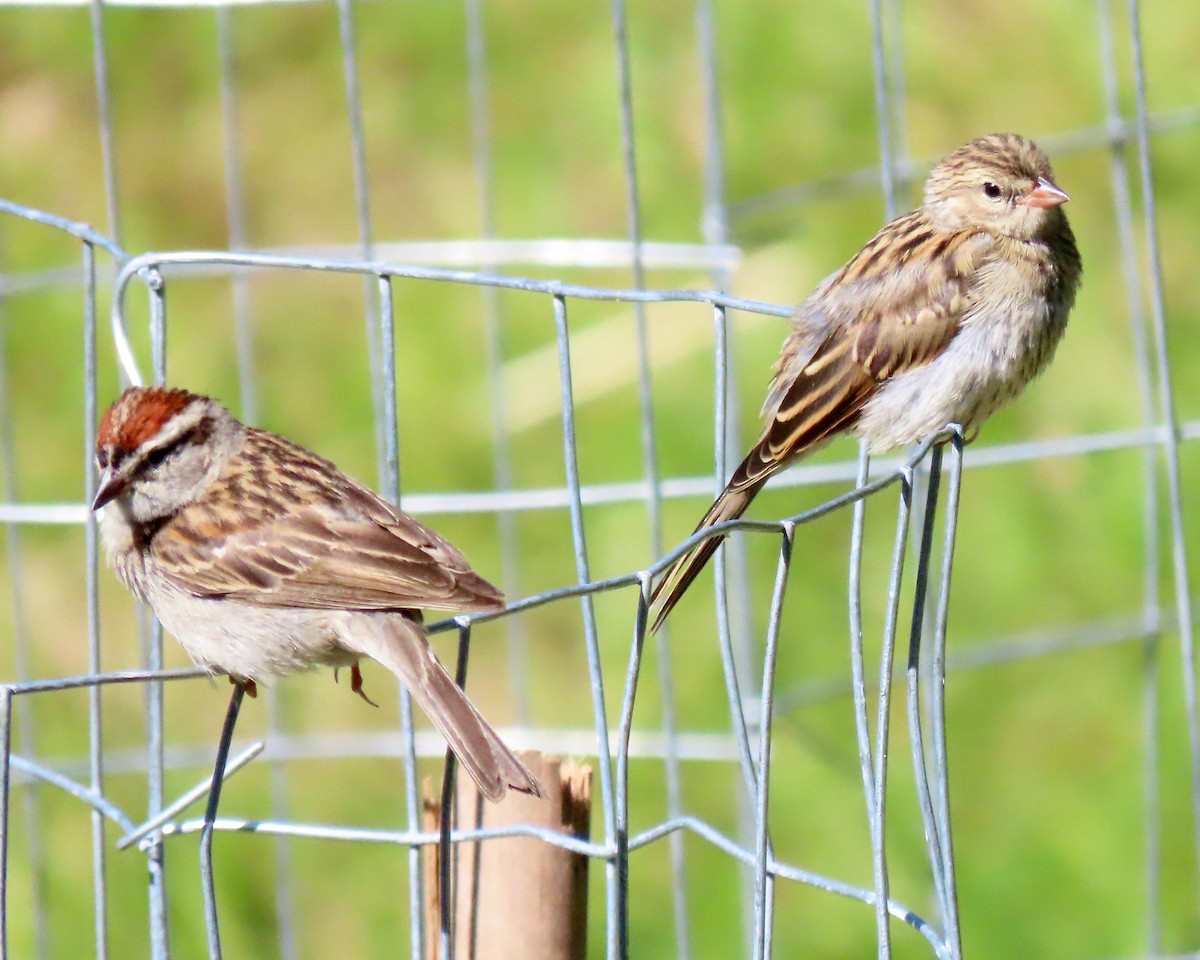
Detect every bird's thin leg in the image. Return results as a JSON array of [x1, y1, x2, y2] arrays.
[[201, 681, 247, 960], [350, 663, 380, 708]]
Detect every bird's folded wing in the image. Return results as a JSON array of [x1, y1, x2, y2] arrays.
[[150, 507, 504, 612]]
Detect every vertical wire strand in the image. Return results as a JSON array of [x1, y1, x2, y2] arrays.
[[82, 0, 123, 942], [651, 532, 689, 958], [216, 8, 259, 427], [873, 471, 916, 955], [608, 4, 688, 955], [699, 3, 759, 933], [1095, 0, 1163, 948], [848, 452, 898, 960], [882, 0, 911, 184], [1126, 0, 1200, 894], [374, 281, 401, 542], [463, 0, 532, 718], [859, 4, 909, 951], [868, 0, 897, 222], [905, 446, 950, 931], [692, 10, 758, 899], [199, 685, 247, 960], [398, 671, 423, 960], [0, 687, 13, 959], [860, 144, 889, 960], [682, 1, 736, 951], [435, 757, 456, 960], [927, 432, 965, 959], [83, 241, 109, 960], [338, 21, 424, 942], [88, 0, 121, 241], [215, 14, 297, 958], [694, 1, 754, 940], [335, 0, 386, 483], [0, 240, 48, 960], [695, 21, 754, 722], [146, 276, 170, 960], [376, 276, 426, 960], [695, 0, 729, 258], [608, 0, 662, 552], [552, 295, 618, 960], [750, 525, 794, 960], [434, 625, 472, 960], [614, 580, 651, 960], [847, 449, 877, 910], [705, 301, 768, 949]]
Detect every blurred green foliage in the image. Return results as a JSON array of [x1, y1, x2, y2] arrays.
[[0, 0, 1198, 958]]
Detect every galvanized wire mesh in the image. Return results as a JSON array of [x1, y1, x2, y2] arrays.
[[0, 1, 1197, 959]]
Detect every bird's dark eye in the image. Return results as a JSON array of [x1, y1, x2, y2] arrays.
[[983, 182, 1002, 199], [144, 444, 175, 469]]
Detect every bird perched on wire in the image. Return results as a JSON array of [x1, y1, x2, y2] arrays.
[[93, 385, 541, 802], [648, 132, 1081, 632]]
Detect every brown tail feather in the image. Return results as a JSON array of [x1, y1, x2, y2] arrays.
[[650, 366, 874, 633], [648, 475, 767, 633], [348, 613, 543, 802]]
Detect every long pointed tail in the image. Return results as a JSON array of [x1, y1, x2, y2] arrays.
[[648, 344, 873, 631], [349, 613, 543, 802], [647, 474, 768, 633]]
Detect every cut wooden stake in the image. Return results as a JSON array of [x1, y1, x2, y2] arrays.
[[424, 752, 591, 960]]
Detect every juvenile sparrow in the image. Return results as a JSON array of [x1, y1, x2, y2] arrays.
[[649, 132, 1081, 631], [93, 386, 541, 801]]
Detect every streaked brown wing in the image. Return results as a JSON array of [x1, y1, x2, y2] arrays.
[[150, 430, 503, 613], [731, 334, 876, 490]]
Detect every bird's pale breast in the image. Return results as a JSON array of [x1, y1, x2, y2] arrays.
[[854, 242, 1073, 451]]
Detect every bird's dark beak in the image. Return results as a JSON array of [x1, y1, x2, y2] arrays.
[[1018, 176, 1070, 209], [91, 468, 127, 512]]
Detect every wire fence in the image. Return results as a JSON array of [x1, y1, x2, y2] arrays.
[[0, 0, 1197, 959]]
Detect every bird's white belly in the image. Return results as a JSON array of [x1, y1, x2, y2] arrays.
[[855, 296, 1065, 452], [146, 581, 357, 681], [99, 505, 358, 681]]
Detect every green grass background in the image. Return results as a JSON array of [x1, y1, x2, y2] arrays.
[[0, 0, 1198, 957]]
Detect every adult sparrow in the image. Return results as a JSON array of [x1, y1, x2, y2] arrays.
[[93, 386, 541, 801], [649, 132, 1081, 631]]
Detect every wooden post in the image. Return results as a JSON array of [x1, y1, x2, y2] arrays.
[[423, 752, 591, 960]]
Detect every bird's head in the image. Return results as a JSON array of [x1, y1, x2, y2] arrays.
[[93, 386, 241, 522], [923, 132, 1070, 241]]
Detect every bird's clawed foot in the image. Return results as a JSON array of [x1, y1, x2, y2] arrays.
[[230, 675, 258, 698], [335, 663, 379, 707], [351, 663, 379, 707]]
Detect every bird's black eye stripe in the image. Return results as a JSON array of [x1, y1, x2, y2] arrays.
[[983, 182, 1002, 199], [143, 443, 176, 468], [142, 433, 189, 469], [139, 418, 213, 470]]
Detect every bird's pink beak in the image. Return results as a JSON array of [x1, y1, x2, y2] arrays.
[[1018, 176, 1070, 209], [91, 467, 128, 511]]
